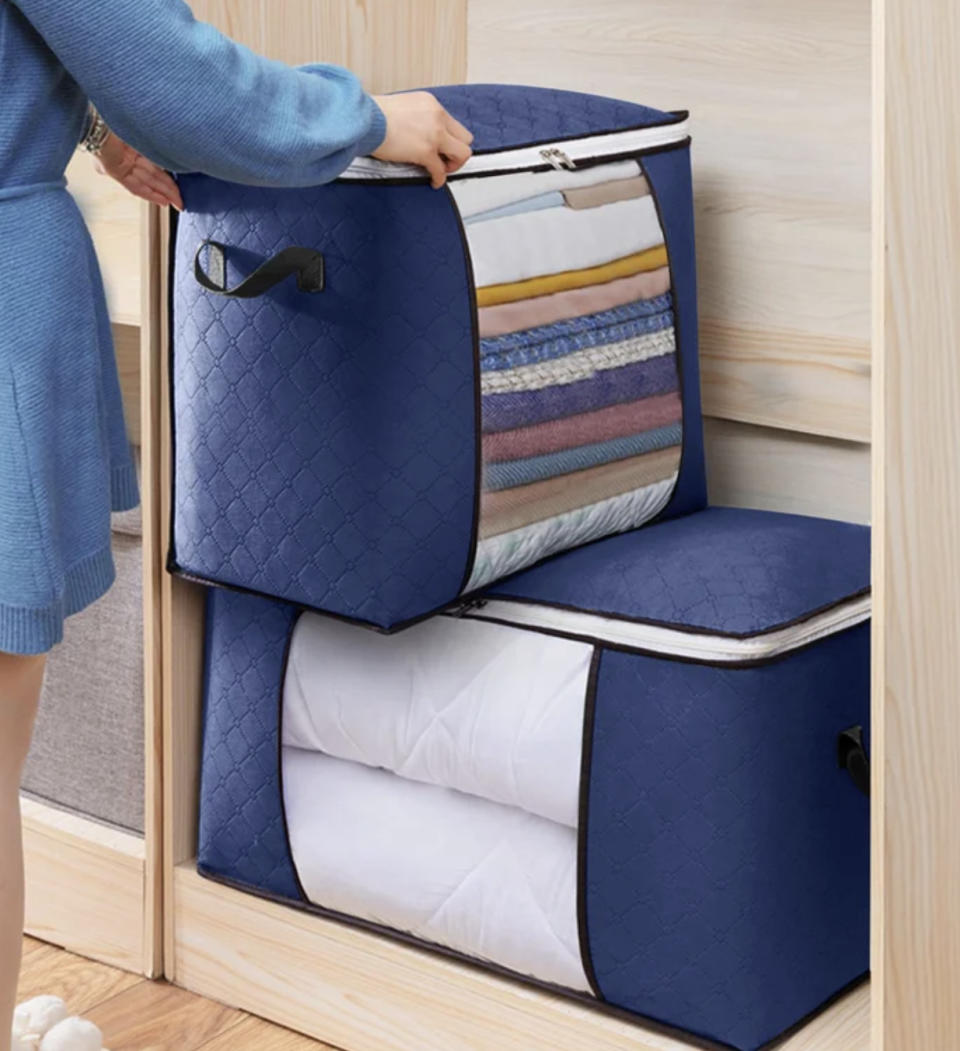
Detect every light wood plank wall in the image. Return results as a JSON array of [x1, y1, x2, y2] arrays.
[[873, 0, 960, 1045], [468, 0, 871, 522], [188, 0, 466, 92]]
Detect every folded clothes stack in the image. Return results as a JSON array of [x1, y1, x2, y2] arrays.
[[451, 160, 683, 590]]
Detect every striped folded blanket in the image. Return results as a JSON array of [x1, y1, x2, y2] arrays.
[[483, 392, 682, 463], [481, 353, 680, 433], [481, 293, 672, 360]]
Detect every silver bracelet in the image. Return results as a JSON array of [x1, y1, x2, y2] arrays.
[[82, 106, 110, 155]]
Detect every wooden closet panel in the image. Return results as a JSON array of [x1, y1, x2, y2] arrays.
[[705, 418, 870, 524], [874, 0, 960, 1046], [189, 0, 466, 91], [468, 0, 871, 442]]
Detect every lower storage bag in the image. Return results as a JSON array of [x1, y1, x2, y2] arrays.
[[169, 84, 706, 629], [197, 507, 870, 1051]]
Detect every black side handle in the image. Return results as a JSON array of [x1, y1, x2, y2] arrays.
[[838, 725, 870, 797], [194, 240, 325, 298]]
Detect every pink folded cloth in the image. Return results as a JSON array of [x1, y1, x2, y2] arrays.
[[482, 391, 682, 463], [477, 267, 671, 339], [562, 174, 650, 209], [478, 446, 681, 539]]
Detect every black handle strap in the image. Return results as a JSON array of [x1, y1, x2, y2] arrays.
[[837, 725, 870, 797], [194, 240, 325, 298]]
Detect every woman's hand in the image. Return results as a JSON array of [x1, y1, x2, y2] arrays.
[[94, 131, 184, 210], [371, 92, 473, 188]]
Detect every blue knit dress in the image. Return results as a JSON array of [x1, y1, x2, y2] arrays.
[[0, 0, 387, 655]]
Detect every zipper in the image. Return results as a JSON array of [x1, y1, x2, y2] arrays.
[[442, 592, 871, 664], [539, 147, 577, 171], [339, 117, 691, 182]]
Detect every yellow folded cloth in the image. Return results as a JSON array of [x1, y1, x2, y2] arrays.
[[476, 244, 669, 308]]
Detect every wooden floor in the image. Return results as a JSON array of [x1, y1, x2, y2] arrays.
[[18, 937, 336, 1051]]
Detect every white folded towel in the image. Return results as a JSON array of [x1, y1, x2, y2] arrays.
[[464, 194, 664, 289], [450, 158, 641, 219]]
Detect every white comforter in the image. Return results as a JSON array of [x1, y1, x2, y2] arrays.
[[283, 748, 590, 993], [282, 612, 593, 829]]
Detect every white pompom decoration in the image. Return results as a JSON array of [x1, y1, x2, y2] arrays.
[[38, 1017, 103, 1051], [13, 997, 68, 1039], [11, 1034, 40, 1051]]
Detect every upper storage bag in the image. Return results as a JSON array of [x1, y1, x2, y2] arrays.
[[169, 84, 705, 629]]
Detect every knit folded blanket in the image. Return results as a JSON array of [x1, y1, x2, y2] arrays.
[[483, 391, 683, 463], [481, 352, 680, 433]]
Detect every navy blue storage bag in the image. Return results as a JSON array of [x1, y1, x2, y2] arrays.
[[196, 507, 870, 1051], [169, 84, 705, 629]]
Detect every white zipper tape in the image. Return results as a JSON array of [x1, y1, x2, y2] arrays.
[[339, 118, 691, 181], [446, 592, 871, 663]]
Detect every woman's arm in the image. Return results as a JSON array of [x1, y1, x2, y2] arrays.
[[13, 0, 387, 186]]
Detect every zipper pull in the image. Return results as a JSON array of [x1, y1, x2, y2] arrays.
[[450, 598, 489, 618], [539, 147, 577, 171]]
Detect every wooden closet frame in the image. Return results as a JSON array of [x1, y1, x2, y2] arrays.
[[131, 0, 960, 1047]]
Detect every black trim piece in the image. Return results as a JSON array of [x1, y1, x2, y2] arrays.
[[194, 240, 325, 298], [480, 584, 873, 643], [576, 647, 604, 999], [837, 725, 871, 797], [165, 205, 181, 578], [276, 609, 310, 904], [446, 182, 484, 597], [195, 861, 867, 1051], [453, 608, 871, 670]]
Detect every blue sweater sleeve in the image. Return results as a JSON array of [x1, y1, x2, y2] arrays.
[[12, 0, 387, 186]]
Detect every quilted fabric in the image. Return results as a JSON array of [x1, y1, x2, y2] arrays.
[[642, 145, 707, 519], [196, 587, 302, 900], [488, 507, 870, 636], [426, 84, 676, 153], [171, 175, 477, 628], [585, 624, 870, 1050]]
